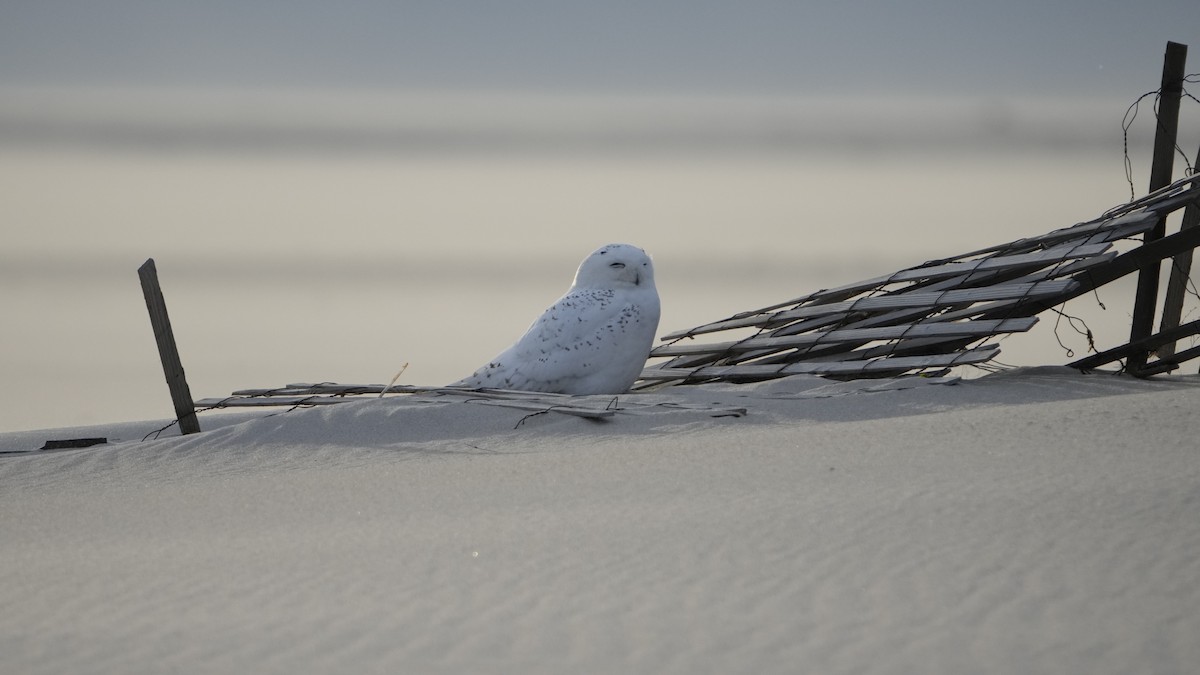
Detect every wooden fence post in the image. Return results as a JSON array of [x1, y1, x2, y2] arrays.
[[1157, 141, 1200, 362], [1127, 41, 1187, 373], [138, 258, 201, 435]]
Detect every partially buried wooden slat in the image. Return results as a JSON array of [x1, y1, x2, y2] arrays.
[[139, 258, 201, 435], [1067, 318, 1200, 371], [1138, 343, 1200, 376], [195, 396, 344, 407], [196, 394, 617, 419], [231, 383, 581, 400]]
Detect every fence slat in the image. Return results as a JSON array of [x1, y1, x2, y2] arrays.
[[651, 318, 1037, 357], [640, 346, 1000, 381]]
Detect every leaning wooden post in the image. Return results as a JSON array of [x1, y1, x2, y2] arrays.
[[1156, 141, 1200, 361], [1128, 41, 1187, 373], [138, 258, 201, 435]]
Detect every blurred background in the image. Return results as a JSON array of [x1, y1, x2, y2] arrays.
[[2, 1, 1198, 432]]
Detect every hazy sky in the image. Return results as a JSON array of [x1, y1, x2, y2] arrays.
[[0, 1, 1193, 97]]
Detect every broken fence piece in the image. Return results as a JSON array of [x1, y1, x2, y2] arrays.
[[39, 438, 108, 450], [644, 176, 1200, 384]]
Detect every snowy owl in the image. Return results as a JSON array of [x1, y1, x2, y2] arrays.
[[453, 243, 660, 395]]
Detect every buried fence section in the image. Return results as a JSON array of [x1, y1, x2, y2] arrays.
[[638, 175, 1200, 386], [637, 41, 1200, 385]]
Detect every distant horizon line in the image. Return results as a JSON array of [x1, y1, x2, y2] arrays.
[[0, 80, 1152, 101], [1, 85, 1171, 158]]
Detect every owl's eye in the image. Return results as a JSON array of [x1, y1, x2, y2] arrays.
[[609, 262, 626, 269]]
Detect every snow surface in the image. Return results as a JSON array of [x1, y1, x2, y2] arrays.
[[2, 367, 1199, 674]]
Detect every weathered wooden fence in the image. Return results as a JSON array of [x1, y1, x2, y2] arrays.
[[637, 175, 1199, 385], [141, 43, 1199, 433], [637, 41, 1200, 386]]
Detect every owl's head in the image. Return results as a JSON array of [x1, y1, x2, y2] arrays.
[[573, 243, 656, 290]]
